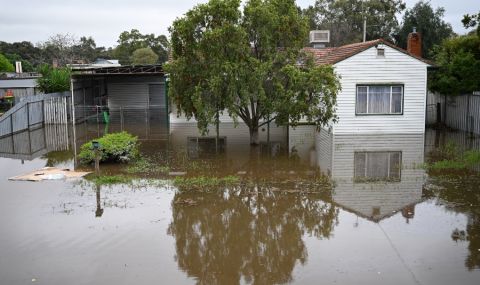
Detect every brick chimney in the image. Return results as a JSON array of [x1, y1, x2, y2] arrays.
[[407, 27, 422, 58]]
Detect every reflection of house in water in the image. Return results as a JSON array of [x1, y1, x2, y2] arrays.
[[170, 122, 287, 165], [290, 128, 425, 222]]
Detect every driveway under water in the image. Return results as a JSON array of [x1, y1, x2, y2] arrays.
[[0, 123, 479, 285]]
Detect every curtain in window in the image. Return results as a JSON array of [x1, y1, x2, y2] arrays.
[[356, 87, 368, 113], [368, 86, 390, 114]]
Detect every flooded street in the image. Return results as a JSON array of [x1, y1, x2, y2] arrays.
[[1, 123, 479, 284]]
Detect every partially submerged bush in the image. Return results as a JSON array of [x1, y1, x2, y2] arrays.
[[428, 146, 480, 171], [173, 175, 240, 191], [126, 156, 169, 175], [78, 132, 139, 164], [89, 175, 132, 186]]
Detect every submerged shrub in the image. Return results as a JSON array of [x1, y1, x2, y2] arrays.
[[78, 132, 139, 164], [89, 175, 132, 186], [173, 175, 240, 191], [428, 147, 480, 171], [126, 156, 169, 175]]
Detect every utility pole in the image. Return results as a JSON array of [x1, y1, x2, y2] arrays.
[[362, 0, 367, 42]]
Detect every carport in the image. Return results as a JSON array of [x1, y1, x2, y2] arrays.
[[70, 65, 168, 140]]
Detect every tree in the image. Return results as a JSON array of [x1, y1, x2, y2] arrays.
[[396, 1, 454, 59], [36, 64, 71, 93], [303, 0, 406, 46], [38, 33, 79, 66], [113, 29, 169, 64], [463, 11, 480, 36], [0, 53, 15, 72], [167, 0, 341, 145], [0, 41, 44, 67], [4, 53, 34, 72], [429, 35, 480, 96], [131, 47, 159, 65]]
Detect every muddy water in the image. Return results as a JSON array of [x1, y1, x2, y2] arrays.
[[0, 124, 479, 285]]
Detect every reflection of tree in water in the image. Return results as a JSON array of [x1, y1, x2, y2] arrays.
[[424, 176, 480, 270], [168, 182, 338, 285]]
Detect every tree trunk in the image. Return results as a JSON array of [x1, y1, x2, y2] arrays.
[[249, 127, 259, 145]]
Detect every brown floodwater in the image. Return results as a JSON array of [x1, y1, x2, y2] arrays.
[[0, 123, 479, 285]]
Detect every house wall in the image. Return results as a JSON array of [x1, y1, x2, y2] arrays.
[[332, 45, 428, 134]]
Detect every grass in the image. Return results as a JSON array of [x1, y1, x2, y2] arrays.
[[126, 156, 170, 175], [173, 175, 240, 191], [427, 141, 480, 171], [88, 175, 132, 186]]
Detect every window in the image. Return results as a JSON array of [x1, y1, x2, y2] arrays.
[[356, 85, 403, 115], [377, 48, 385, 57], [354, 151, 402, 182]]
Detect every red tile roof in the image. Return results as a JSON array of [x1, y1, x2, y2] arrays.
[[304, 39, 432, 66]]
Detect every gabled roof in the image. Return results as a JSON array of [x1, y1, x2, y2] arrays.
[[304, 39, 432, 66]]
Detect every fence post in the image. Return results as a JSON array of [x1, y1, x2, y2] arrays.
[[436, 102, 441, 124], [120, 107, 124, 131], [26, 102, 30, 129]]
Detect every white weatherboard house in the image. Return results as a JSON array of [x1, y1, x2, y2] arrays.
[[305, 30, 431, 134]]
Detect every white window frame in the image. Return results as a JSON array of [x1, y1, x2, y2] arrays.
[[356, 85, 404, 115]]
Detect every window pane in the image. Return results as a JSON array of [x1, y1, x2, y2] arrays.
[[392, 86, 402, 94], [368, 86, 390, 113], [391, 93, 402, 113], [357, 87, 367, 113]]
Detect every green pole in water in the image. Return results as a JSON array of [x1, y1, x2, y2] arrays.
[[102, 110, 110, 124]]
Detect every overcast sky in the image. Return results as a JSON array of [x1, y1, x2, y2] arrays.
[[0, 0, 477, 47]]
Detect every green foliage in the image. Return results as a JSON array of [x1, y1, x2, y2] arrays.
[[429, 35, 480, 95], [114, 29, 169, 65], [303, 0, 406, 46], [395, 1, 454, 59], [36, 64, 71, 93], [427, 142, 480, 171], [126, 156, 169, 174], [0, 53, 14, 72], [88, 175, 132, 186], [3, 53, 34, 72], [166, 0, 341, 144], [173, 175, 240, 191], [462, 11, 480, 36], [131, 47, 159, 65], [0, 41, 44, 67], [78, 132, 139, 164]]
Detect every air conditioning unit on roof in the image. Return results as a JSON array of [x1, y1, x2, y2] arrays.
[[309, 30, 330, 44]]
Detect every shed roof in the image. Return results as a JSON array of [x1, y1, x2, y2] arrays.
[[71, 64, 164, 77], [304, 39, 433, 66]]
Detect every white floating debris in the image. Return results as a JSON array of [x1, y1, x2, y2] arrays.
[[169, 171, 186, 176], [9, 167, 90, 182], [237, 171, 247, 175]]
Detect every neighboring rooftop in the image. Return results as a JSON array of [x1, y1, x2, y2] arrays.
[[68, 58, 121, 70], [0, 72, 41, 80], [304, 38, 432, 66]]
